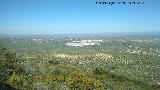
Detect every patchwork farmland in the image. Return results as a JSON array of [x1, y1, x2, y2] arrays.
[[0, 33, 160, 90]]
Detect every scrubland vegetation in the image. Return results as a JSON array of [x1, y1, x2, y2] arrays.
[[0, 33, 160, 90]]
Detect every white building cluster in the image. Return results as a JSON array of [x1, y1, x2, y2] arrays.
[[66, 39, 103, 47]]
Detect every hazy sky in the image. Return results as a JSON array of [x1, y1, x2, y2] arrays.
[[0, 0, 160, 34]]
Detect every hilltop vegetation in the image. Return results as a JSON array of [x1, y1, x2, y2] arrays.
[[0, 33, 160, 90]]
